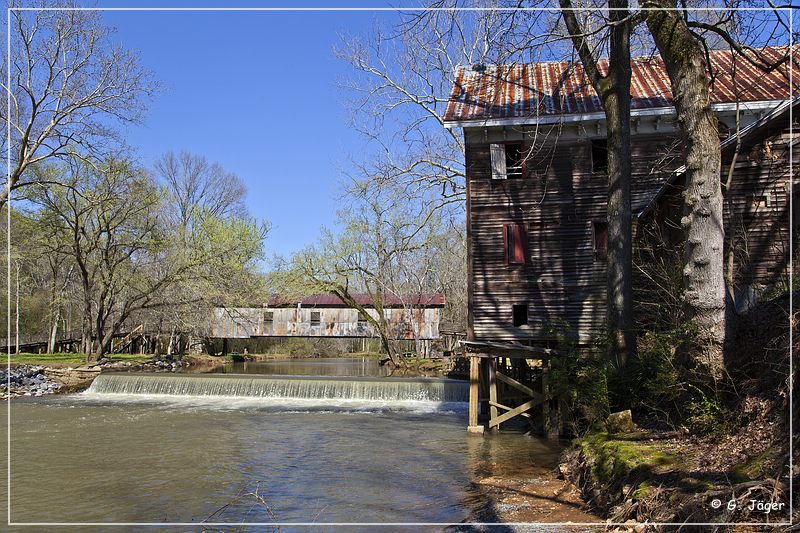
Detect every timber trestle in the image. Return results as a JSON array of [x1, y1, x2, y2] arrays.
[[461, 340, 559, 438]]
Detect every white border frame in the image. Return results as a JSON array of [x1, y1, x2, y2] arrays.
[[4, 4, 794, 529]]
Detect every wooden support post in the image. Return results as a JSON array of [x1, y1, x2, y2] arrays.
[[541, 358, 559, 439], [488, 357, 498, 432], [467, 355, 484, 435], [222, 338, 229, 357], [479, 358, 489, 421]]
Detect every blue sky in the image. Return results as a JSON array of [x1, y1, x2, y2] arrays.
[[96, 2, 409, 260]]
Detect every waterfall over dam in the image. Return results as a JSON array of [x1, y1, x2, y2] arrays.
[[86, 373, 470, 403]]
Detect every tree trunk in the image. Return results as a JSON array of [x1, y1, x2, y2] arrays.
[[603, 0, 635, 367], [47, 309, 60, 354], [645, 0, 726, 381], [15, 264, 20, 355], [167, 325, 177, 359], [560, 0, 635, 367], [81, 298, 94, 360], [376, 305, 404, 367]]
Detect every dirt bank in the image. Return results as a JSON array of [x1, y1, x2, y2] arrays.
[[557, 293, 795, 530]]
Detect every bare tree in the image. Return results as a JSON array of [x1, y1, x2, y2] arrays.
[[31, 156, 266, 361], [154, 150, 247, 229], [641, 0, 794, 380], [1, 3, 158, 207], [559, 1, 636, 366], [337, 5, 534, 211]]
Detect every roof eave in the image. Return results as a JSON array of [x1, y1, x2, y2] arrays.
[[443, 100, 788, 130]]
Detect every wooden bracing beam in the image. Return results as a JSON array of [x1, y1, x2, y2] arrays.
[[487, 370, 547, 430]]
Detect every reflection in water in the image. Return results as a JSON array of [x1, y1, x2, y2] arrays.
[[5, 367, 575, 526], [210, 357, 391, 377]]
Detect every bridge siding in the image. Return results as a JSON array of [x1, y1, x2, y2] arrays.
[[211, 306, 441, 340]]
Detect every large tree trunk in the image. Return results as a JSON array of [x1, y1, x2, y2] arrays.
[[645, 0, 726, 381], [560, 0, 635, 367], [603, 0, 635, 367], [375, 306, 403, 367]]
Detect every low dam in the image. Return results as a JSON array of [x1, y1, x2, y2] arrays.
[[86, 373, 470, 403]]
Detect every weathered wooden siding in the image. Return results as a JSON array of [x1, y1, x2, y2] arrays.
[[722, 125, 795, 300], [466, 132, 679, 343], [466, 110, 796, 343], [210, 306, 442, 340]]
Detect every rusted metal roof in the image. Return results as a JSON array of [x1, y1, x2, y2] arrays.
[[267, 293, 445, 308], [444, 46, 796, 125]]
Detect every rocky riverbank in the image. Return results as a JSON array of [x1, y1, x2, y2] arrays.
[[1, 365, 63, 398], [2, 355, 228, 399]]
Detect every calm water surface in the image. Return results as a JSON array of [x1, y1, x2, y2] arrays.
[[5, 358, 564, 527]]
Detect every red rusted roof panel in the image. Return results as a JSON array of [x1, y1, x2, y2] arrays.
[[444, 46, 797, 123], [267, 293, 445, 307]]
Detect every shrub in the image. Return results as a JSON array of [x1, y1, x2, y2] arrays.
[[550, 340, 610, 436]]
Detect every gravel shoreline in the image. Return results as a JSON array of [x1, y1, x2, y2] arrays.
[[1, 365, 62, 398], [2, 356, 227, 399]]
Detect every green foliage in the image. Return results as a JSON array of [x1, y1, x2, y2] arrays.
[[608, 323, 731, 435], [550, 336, 610, 436], [682, 383, 724, 435], [608, 329, 683, 415], [10, 352, 151, 364], [266, 338, 315, 356]]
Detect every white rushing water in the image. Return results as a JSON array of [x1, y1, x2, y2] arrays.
[[83, 373, 470, 412]]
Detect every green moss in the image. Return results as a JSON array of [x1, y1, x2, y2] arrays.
[[729, 450, 772, 483], [578, 432, 675, 484], [632, 481, 653, 500]]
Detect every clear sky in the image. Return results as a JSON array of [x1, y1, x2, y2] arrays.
[[95, 1, 409, 260]]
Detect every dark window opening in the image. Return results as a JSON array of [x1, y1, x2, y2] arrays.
[[505, 143, 524, 178], [263, 311, 273, 324], [591, 139, 608, 173], [504, 223, 528, 265], [593, 221, 608, 261], [310, 311, 321, 326], [512, 304, 528, 327], [750, 195, 769, 209]]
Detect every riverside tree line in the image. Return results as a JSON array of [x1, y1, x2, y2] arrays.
[[1, 7, 267, 361]]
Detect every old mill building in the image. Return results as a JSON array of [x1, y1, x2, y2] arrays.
[[442, 46, 796, 434]]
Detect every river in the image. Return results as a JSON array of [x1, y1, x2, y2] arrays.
[[4, 358, 587, 529]]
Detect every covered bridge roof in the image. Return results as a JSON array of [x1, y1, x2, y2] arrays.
[[444, 46, 795, 127]]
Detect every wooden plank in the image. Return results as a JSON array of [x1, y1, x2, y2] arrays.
[[466, 151, 475, 342], [488, 358, 498, 431], [490, 143, 507, 179], [489, 400, 533, 419], [490, 398, 542, 427], [468, 355, 481, 433], [479, 358, 488, 421], [496, 371, 544, 403]]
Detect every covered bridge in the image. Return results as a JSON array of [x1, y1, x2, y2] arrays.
[[210, 293, 445, 340]]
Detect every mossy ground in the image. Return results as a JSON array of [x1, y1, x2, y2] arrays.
[[578, 431, 675, 484], [9, 352, 153, 365]]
